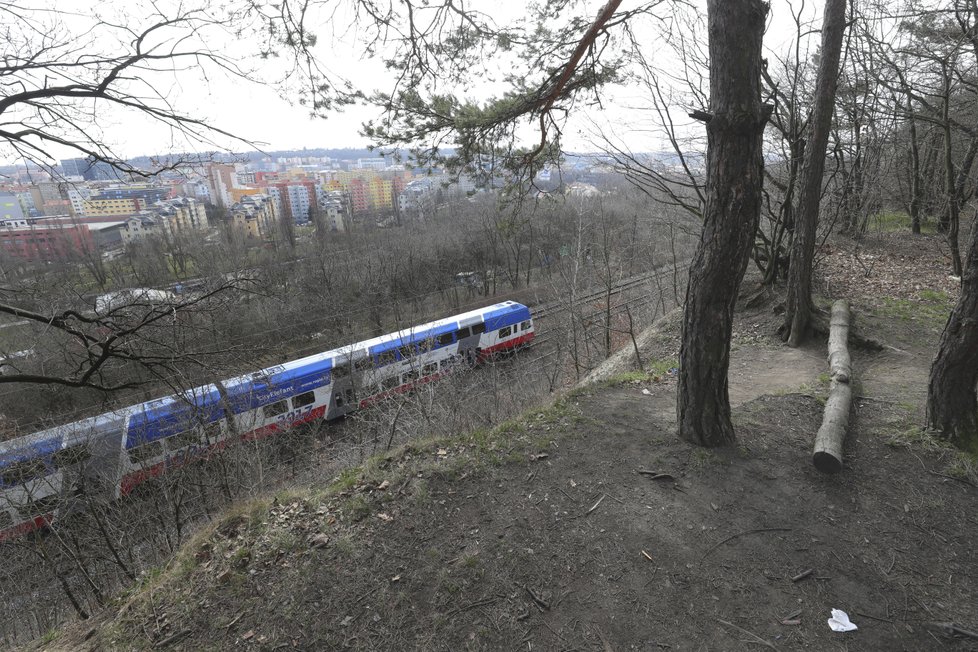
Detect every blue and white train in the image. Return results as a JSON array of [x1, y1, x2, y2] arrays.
[[0, 301, 534, 542]]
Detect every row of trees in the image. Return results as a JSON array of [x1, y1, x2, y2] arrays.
[[2, 0, 977, 452]]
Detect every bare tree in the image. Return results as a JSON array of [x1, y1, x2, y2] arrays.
[[676, 0, 770, 447], [782, 0, 849, 347]]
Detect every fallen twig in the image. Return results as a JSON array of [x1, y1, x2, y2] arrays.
[[791, 569, 814, 583], [523, 585, 550, 612], [929, 622, 978, 640], [445, 596, 501, 619], [586, 494, 606, 516], [927, 470, 977, 488], [856, 611, 893, 623], [701, 528, 792, 561], [717, 619, 777, 650], [641, 550, 654, 562], [154, 630, 191, 649], [637, 469, 675, 481]]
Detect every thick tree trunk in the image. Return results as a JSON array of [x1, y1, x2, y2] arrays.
[[813, 300, 852, 473], [782, 0, 848, 347], [677, 0, 768, 447], [927, 216, 978, 453]]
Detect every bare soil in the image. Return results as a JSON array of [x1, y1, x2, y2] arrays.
[[38, 233, 978, 651]]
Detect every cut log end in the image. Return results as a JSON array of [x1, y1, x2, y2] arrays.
[[812, 450, 843, 474], [813, 299, 853, 475]]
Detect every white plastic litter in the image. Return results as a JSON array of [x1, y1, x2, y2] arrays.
[[827, 609, 858, 632]]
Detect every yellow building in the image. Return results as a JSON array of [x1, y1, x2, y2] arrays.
[[83, 198, 143, 216], [229, 194, 277, 240], [366, 178, 394, 210]]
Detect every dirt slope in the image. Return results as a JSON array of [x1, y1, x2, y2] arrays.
[[38, 236, 978, 651]]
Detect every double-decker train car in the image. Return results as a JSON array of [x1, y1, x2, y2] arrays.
[[0, 302, 534, 541]]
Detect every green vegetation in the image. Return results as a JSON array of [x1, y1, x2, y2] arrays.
[[606, 358, 679, 386], [871, 211, 937, 234], [877, 291, 953, 327]]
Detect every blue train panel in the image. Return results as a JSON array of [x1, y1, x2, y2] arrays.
[[482, 303, 531, 331], [125, 387, 225, 448], [222, 358, 333, 413]]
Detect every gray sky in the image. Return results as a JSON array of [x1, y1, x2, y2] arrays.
[[8, 0, 824, 165]]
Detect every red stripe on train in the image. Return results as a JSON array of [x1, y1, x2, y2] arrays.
[[0, 513, 54, 543]]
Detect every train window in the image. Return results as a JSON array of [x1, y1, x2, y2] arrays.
[[472, 323, 486, 335], [167, 430, 200, 451], [417, 338, 434, 353], [376, 350, 397, 366], [437, 332, 454, 347], [521, 320, 532, 331], [354, 356, 373, 373], [498, 326, 512, 338], [402, 370, 419, 383], [0, 510, 12, 529], [422, 362, 438, 376], [201, 421, 223, 444], [18, 494, 59, 518], [263, 400, 289, 419], [53, 444, 92, 469], [381, 375, 400, 391], [457, 327, 471, 339], [1, 459, 48, 486], [128, 440, 164, 465], [293, 391, 315, 408], [332, 363, 350, 379], [397, 345, 414, 360]]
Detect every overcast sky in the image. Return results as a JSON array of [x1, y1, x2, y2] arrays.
[[9, 0, 825, 165]]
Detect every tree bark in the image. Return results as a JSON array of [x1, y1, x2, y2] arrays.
[[677, 0, 769, 447], [813, 300, 852, 473], [927, 213, 978, 453], [782, 0, 848, 347]]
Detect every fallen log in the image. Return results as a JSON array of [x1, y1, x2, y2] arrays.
[[813, 300, 852, 473]]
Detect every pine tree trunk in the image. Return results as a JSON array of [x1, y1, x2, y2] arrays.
[[677, 0, 768, 447], [927, 218, 978, 453], [783, 0, 848, 347]]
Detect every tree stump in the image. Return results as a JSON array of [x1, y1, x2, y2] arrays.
[[813, 300, 852, 473]]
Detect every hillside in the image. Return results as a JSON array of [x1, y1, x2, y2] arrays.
[[37, 233, 978, 651]]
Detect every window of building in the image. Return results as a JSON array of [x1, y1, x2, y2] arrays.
[[263, 400, 289, 419]]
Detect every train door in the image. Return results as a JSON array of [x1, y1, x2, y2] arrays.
[[455, 319, 487, 365], [326, 359, 358, 419]]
